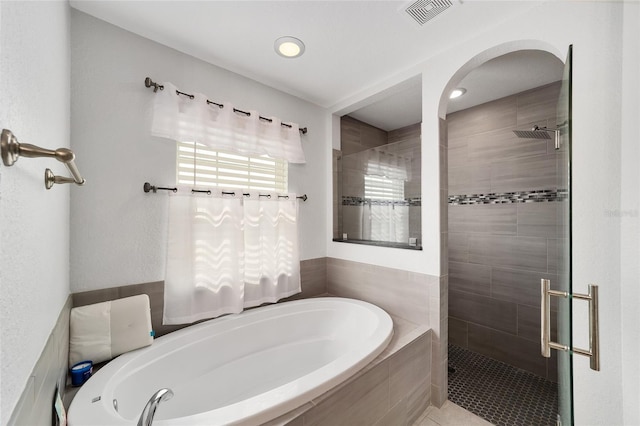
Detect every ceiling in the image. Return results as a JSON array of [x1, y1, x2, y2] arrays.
[[348, 49, 564, 131], [70, 1, 564, 131]]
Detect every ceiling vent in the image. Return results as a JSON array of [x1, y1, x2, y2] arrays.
[[403, 0, 453, 26]]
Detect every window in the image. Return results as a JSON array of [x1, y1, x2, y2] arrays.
[[364, 174, 404, 201], [177, 141, 288, 192]]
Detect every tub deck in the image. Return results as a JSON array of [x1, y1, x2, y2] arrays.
[[66, 298, 431, 426], [265, 313, 432, 426]]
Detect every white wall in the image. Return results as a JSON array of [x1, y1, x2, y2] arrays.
[[0, 1, 71, 423], [620, 2, 640, 424], [329, 1, 638, 424], [70, 10, 328, 292]]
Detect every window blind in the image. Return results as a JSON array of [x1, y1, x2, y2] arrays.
[[177, 141, 288, 192], [364, 175, 405, 201]]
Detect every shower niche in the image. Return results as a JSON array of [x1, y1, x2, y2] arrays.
[[333, 76, 422, 249]]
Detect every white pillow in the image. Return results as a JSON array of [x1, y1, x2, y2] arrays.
[[69, 294, 153, 367]]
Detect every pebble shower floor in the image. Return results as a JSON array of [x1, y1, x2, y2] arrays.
[[448, 344, 558, 426]]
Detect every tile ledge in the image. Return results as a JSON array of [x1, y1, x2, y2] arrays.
[[301, 305, 431, 411]]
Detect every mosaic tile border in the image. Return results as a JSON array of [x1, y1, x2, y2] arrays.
[[342, 196, 421, 207], [448, 189, 567, 205]]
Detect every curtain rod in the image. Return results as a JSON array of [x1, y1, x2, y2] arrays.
[[144, 77, 308, 135], [143, 182, 308, 201]]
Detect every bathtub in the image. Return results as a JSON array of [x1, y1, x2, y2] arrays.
[[67, 297, 393, 426]]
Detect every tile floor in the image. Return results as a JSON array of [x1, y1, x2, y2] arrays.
[[413, 401, 493, 426], [448, 344, 558, 426]]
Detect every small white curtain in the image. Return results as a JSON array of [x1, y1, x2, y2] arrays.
[[364, 203, 409, 243], [150, 82, 305, 163], [163, 191, 245, 324], [243, 194, 301, 307], [163, 190, 301, 325]]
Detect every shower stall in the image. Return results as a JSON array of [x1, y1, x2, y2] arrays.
[[446, 79, 566, 425]]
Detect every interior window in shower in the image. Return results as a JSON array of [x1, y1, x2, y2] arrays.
[[333, 75, 422, 249]]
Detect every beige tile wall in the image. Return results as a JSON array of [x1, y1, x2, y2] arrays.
[[436, 117, 450, 407], [326, 258, 434, 324], [8, 296, 71, 425], [340, 116, 389, 156], [446, 82, 562, 380], [388, 123, 421, 144]]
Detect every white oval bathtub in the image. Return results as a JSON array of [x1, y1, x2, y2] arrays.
[[67, 297, 393, 426]]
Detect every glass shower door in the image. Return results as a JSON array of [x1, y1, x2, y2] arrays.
[[555, 45, 573, 426]]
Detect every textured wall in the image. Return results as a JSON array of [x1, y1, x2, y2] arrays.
[[446, 82, 562, 380], [0, 1, 71, 423], [70, 10, 329, 293]]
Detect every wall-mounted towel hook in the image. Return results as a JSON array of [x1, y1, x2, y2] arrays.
[[45, 169, 77, 189], [1, 129, 86, 190]]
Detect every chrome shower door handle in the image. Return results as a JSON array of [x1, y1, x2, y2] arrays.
[[540, 279, 600, 371], [540, 279, 569, 357], [573, 284, 600, 371]]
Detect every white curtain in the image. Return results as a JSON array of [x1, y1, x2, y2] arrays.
[[163, 190, 301, 325], [243, 194, 301, 307], [150, 82, 305, 163], [363, 203, 409, 243], [163, 191, 245, 324]]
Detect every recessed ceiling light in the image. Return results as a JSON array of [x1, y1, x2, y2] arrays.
[[450, 88, 466, 99], [274, 36, 305, 58]]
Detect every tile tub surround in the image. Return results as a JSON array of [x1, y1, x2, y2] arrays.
[[266, 316, 432, 426], [8, 297, 71, 425], [68, 257, 441, 419], [326, 257, 447, 408], [71, 257, 328, 337], [446, 81, 562, 381], [64, 298, 432, 426]]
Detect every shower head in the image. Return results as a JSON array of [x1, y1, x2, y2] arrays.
[[512, 125, 552, 140]]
